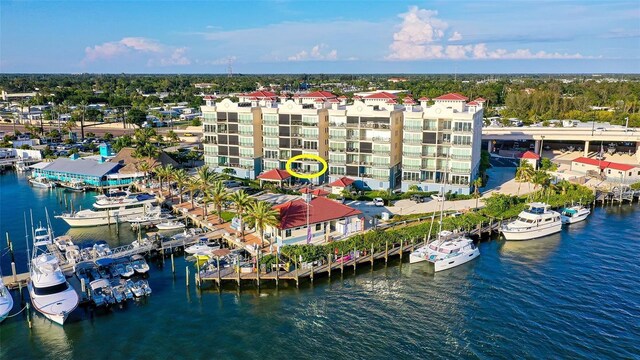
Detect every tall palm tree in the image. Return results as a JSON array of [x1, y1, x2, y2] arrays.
[[135, 161, 151, 184], [515, 161, 535, 195], [186, 177, 200, 210], [473, 177, 482, 209], [172, 169, 189, 204], [165, 166, 178, 201], [206, 181, 228, 224], [153, 164, 174, 195], [197, 165, 219, 217], [228, 190, 254, 240], [245, 200, 280, 248]]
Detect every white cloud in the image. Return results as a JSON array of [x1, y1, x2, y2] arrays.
[[288, 44, 338, 61], [388, 6, 589, 61], [83, 37, 191, 66], [448, 31, 463, 41]]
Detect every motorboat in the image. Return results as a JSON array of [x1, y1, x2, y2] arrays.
[[58, 180, 85, 192], [28, 253, 79, 325], [126, 279, 145, 298], [29, 176, 55, 188], [93, 241, 112, 257], [560, 205, 591, 224], [501, 202, 562, 241], [127, 212, 167, 227], [0, 279, 13, 323], [130, 255, 150, 274], [55, 194, 158, 227], [155, 221, 186, 231], [111, 285, 126, 303], [65, 245, 81, 264], [138, 280, 152, 296], [115, 263, 135, 278], [54, 236, 74, 252], [185, 240, 220, 255], [89, 279, 114, 307], [118, 281, 134, 300]]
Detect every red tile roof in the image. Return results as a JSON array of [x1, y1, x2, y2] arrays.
[[520, 151, 540, 159], [434, 93, 469, 101], [244, 90, 277, 99], [474, 97, 487, 102], [403, 98, 416, 105], [328, 98, 340, 103], [300, 187, 330, 196], [338, 95, 347, 99], [606, 162, 637, 171], [386, 99, 397, 104], [300, 91, 336, 99], [364, 91, 397, 100], [273, 197, 362, 229], [314, 98, 325, 103], [257, 168, 292, 180], [328, 176, 355, 187], [466, 101, 479, 106], [573, 157, 609, 170], [419, 97, 431, 101], [203, 95, 216, 100]]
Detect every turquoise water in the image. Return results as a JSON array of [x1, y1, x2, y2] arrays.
[[1, 171, 639, 359]]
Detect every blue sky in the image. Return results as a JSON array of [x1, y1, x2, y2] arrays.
[[1, 0, 639, 73]]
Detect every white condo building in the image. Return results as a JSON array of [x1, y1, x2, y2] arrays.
[[401, 93, 484, 195]]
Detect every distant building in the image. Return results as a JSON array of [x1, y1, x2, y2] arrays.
[[520, 151, 540, 169], [264, 197, 363, 246], [31, 157, 123, 187], [571, 157, 640, 182], [328, 176, 356, 195]]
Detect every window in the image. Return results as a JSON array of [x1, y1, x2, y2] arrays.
[[285, 229, 291, 238], [315, 223, 321, 231], [33, 282, 69, 296]]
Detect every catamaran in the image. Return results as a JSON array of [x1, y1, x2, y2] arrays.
[[56, 193, 157, 227], [560, 205, 591, 224], [501, 202, 562, 240], [28, 210, 79, 325]]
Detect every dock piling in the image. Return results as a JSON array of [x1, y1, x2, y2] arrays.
[[81, 278, 86, 295], [399, 239, 403, 260], [327, 253, 332, 279], [353, 247, 357, 273], [340, 251, 344, 275], [186, 266, 189, 287], [26, 303, 31, 329], [370, 244, 374, 268], [385, 241, 388, 264], [11, 262, 17, 283], [171, 253, 175, 274]]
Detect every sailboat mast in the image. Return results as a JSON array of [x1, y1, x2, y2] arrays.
[[30, 209, 35, 246], [437, 158, 449, 241], [24, 212, 31, 272]]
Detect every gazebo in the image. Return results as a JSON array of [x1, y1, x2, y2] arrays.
[[257, 168, 292, 188]]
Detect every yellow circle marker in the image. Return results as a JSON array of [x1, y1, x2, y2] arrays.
[[285, 154, 328, 179]]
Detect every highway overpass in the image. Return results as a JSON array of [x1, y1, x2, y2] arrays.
[[482, 127, 640, 161]]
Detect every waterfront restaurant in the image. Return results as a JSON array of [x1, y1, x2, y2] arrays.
[[264, 196, 363, 246], [31, 156, 122, 187]]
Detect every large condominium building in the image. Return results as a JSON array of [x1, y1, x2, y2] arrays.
[[261, 91, 332, 185], [327, 92, 403, 190], [201, 97, 263, 179], [400, 93, 484, 195]]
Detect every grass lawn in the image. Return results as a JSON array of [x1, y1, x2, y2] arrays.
[[220, 211, 236, 222]]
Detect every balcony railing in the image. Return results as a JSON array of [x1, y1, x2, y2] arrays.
[[328, 122, 346, 127], [372, 149, 390, 155], [372, 163, 389, 168], [301, 133, 319, 139], [238, 118, 253, 124], [371, 137, 391, 143], [330, 158, 346, 164], [403, 138, 422, 144], [450, 154, 472, 160], [264, 143, 279, 149], [402, 152, 422, 157], [347, 134, 361, 140], [345, 123, 359, 128], [403, 126, 423, 132], [238, 131, 253, 135], [346, 148, 359, 153], [450, 168, 471, 174], [263, 120, 278, 125], [423, 152, 437, 157], [404, 164, 421, 170], [346, 159, 360, 165], [361, 122, 390, 129], [263, 133, 278, 137], [302, 122, 319, 127], [330, 148, 346, 153], [452, 142, 472, 147], [330, 135, 347, 140], [291, 144, 303, 149]]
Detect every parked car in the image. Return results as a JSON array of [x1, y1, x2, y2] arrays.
[[431, 194, 445, 202], [410, 194, 427, 203], [223, 180, 241, 188], [373, 198, 385, 206]]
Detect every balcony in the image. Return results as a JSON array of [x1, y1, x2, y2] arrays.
[[452, 142, 472, 147], [359, 161, 373, 166], [290, 143, 303, 149], [402, 152, 422, 158], [263, 119, 278, 126], [361, 122, 390, 129], [328, 122, 346, 127], [372, 149, 390, 155], [403, 126, 423, 132], [302, 121, 318, 127], [238, 118, 253, 124], [330, 135, 347, 140], [291, 120, 303, 126], [237, 164, 255, 169], [264, 143, 279, 149], [301, 133, 319, 139], [238, 131, 253, 135], [345, 122, 359, 128], [346, 159, 360, 165], [450, 154, 472, 160], [347, 134, 361, 140], [370, 137, 391, 143], [404, 164, 421, 170], [263, 132, 278, 138], [329, 148, 346, 153], [346, 147, 359, 153], [423, 152, 437, 157], [330, 158, 346, 164], [450, 168, 471, 174], [403, 138, 422, 145], [372, 162, 390, 168]]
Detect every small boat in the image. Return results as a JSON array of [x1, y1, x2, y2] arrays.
[[130, 255, 150, 274], [65, 245, 81, 264], [501, 202, 562, 241], [0, 279, 14, 323], [560, 205, 591, 224], [115, 263, 135, 278], [54, 235, 74, 252], [90, 279, 113, 307], [59, 180, 85, 192], [138, 280, 152, 296], [120, 282, 134, 300], [29, 176, 55, 188], [185, 240, 220, 255], [93, 242, 112, 257], [155, 221, 186, 231], [126, 279, 145, 298], [112, 285, 127, 303]]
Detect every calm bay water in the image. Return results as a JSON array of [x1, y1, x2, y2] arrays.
[[1, 171, 639, 359]]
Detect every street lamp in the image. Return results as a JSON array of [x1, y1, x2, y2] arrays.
[[625, 117, 629, 129]]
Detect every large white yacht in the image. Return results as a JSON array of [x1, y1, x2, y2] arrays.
[[0, 278, 13, 322], [501, 202, 562, 241], [56, 193, 157, 227], [28, 225, 79, 325]]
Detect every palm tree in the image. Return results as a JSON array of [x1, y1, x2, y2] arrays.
[[245, 200, 280, 248], [515, 161, 535, 195], [197, 165, 219, 217], [172, 169, 189, 204], [135, 161, 151, 184], [186, 177, 200, 210], [229, 190, 254, 240], [165, 166, 178, 201], [473, 177, 482, 209], [153, 164, 174, 195], [206, 181, 228, 224]]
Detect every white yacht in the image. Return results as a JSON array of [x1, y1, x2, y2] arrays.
[[501, 202, 562, 241], [560, 205, 591, 224], [56, 193, 157, 227], [54, 235, 74, 252], [0, 278, 13, 322], [28, 253, 79, 325], [130, 255, 150, 274], [29, 176, 55, 188], [419, 236, 480, 272], [58, 180, 85, 192]]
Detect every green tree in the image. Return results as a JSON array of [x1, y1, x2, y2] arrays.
[[126, 108, 147, 127], [197, 165, 219, 217], [153, 164, 174, 195], [103, 132, 114, 141], [245, 200, 280, 248], [112, 134, 133, 152], [206, 181, 229, 224], [172, 168, 189, 204], [228, 190, 254, 240], [473, 177, 483, 209], [167, 130, 179, 145]]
